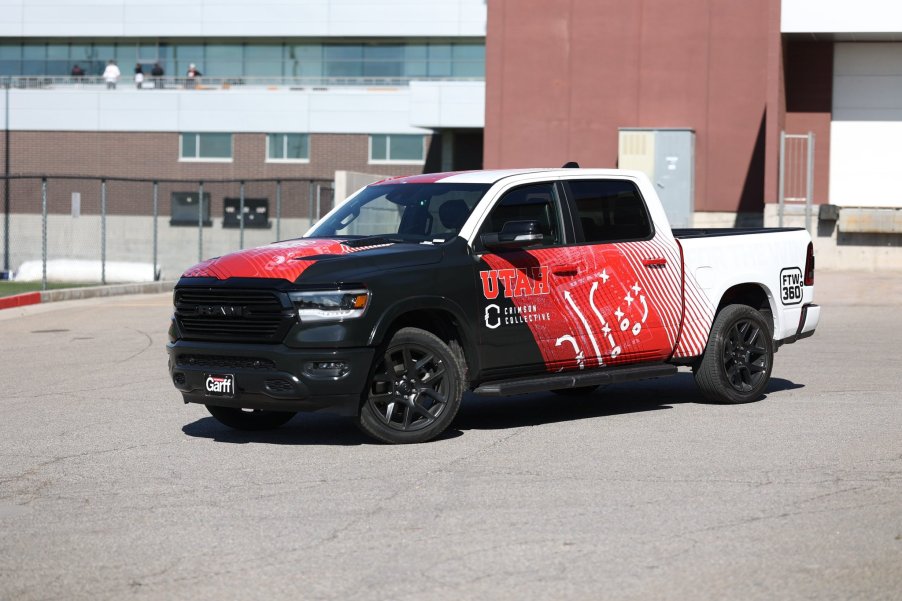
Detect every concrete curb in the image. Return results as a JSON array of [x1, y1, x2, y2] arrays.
[[0, 280, 176, 311]]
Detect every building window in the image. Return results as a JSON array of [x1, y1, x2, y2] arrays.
[[369, 134, 426, 163], [0, 40, 485, 80], [180, 132, 232, 161], [266, 133, 309, 162]]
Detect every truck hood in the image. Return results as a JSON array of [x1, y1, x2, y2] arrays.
[[181, 238, 434, 282]]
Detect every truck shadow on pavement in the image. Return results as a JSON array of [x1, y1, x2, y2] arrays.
[[182, 414, 371, 446], [453, 374, 803, 432], [180, 374, 803, 445]]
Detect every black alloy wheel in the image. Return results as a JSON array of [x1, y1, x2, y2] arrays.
[[358, 327, 464, 444], [722, 318, 768, 392], [694, 304, 774, 404]]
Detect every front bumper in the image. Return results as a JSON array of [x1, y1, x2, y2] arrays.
[[167, 340, 374, 416]]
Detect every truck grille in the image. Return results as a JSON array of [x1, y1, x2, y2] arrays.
[[174, 288, 294, 343], [176, 354, 276, 370]]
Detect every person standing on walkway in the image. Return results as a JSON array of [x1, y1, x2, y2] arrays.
[[186, 63, 202, 88], [102, 60, 120, 89], [134, 63, 144, 89], [150, 62, 164, 89]]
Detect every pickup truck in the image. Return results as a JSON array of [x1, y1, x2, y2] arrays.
[[167, 167, 820, 443]]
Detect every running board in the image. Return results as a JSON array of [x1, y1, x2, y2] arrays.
[[473, 363, 678, 397]]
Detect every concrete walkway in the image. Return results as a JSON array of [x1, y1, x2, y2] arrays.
[[0, 280, 176, 311]]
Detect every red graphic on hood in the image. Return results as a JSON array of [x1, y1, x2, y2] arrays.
[[181, 238, 391, 281]]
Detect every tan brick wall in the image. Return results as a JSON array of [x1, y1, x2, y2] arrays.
[[1, 131, 432, 219]]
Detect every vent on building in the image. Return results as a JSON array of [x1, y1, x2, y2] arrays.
[[618, 130, 655, 178], [170, 192, 212, 227], [223, 198, 271, 229]]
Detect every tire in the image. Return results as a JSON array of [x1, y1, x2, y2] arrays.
[[551, 385, 598, 397], [206, 405, 296, 431], [358, 327, 465, 444], [694, 304, 774, 404]]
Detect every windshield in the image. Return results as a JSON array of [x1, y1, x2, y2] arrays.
[[309, 183, 491, 243]]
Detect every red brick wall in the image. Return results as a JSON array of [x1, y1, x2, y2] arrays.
[[485, 0, 779, 213], [784, 41, 833, 205]]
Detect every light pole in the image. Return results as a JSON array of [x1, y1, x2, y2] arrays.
[[4, 77, 10, 274]]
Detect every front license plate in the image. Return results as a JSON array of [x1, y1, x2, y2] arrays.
[[204, 373, 235, 397]]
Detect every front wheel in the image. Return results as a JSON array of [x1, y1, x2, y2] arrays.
[[358, 327, 464, 444], [206, 405, 296, 431], [694, 305, 774, 404]]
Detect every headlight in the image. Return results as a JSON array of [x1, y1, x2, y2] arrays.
[[288, 289, 370, 323]]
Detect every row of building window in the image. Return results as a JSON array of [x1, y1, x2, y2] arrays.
[[178, 133, 426, 163], [0, 40, 485, 79]]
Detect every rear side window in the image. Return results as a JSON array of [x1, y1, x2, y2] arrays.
[[566, 180, 653, 243]]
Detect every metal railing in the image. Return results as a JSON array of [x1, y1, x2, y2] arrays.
[[2, 75, 484, 90], [0, 175, 334, 289], [778, 131, 815, 233]]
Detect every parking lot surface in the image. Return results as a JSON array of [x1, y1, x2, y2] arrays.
[[1, 271, 900, 600]]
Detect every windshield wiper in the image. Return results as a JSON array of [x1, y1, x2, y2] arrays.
[[341, 235, 409, 248]]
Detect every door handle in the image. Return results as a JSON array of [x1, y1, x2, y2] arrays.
[[551, 264, 580, 276], [642, 258, 667, 269]]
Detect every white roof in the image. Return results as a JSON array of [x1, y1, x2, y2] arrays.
[[376, 168, 644, 186]]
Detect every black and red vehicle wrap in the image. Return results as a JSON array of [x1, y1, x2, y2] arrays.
[[167, 171, 718, 415]]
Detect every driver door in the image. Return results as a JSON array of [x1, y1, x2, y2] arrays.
[[474, 181, 590, 375]]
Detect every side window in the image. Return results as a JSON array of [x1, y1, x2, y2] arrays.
[[479, 182, 562, 248], [567, 180, 653, 243]]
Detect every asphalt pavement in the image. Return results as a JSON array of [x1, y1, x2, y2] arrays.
[[1, 271, 900, 601]]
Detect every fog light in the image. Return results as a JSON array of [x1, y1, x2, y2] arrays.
[[305, 361, 350, 379]]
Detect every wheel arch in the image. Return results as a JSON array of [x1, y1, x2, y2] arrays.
[[368, 297, 478, 382], [714, 282, 777, 334]]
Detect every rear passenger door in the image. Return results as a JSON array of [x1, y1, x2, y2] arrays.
[[560, 178, 679, 365]]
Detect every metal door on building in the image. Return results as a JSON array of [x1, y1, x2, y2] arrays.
[[778, 131, 815, 232], [618, 128, 695, 228]]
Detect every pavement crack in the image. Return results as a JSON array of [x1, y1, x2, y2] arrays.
[[114, 328, 155, 364]]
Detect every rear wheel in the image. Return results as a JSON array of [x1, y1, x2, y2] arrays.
[[206, 405, 296, 431], [358, 327, 464, 444], [694, 304, 774, 404]]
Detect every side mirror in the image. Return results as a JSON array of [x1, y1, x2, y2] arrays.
[[480, 220, 544, 250]]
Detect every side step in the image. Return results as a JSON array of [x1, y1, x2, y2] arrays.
[[473, 363, 678, 397]]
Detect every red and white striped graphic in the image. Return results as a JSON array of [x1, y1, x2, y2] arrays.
[[616, 238, 715, 358]]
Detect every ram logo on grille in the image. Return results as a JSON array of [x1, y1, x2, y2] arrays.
[[196, 304, 247, 318]]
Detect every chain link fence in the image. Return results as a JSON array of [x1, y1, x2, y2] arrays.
[[0, 175, 334, 288]]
